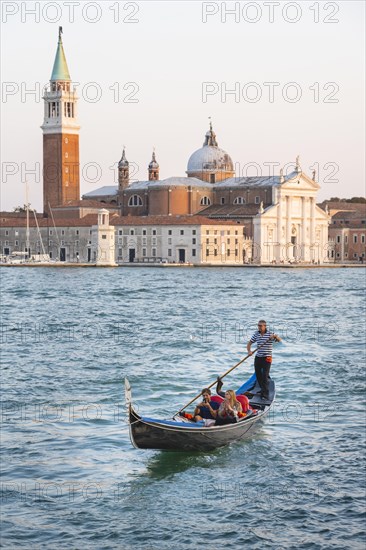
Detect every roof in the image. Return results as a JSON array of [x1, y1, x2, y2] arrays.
[[215, 171, 298, 188], [82, 187, 118, 198], [51, 32, 71, 81], [109, 214, 245, 226], [1, 214, 245, 228], [198, 204, 263, 218]]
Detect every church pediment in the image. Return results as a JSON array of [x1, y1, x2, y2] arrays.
[[281, 172, 320, 191]]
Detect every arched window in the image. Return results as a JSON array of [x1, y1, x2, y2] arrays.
[[234, 197, 245, 205], [128, 195, 143, 207], [200, 196, 211, 206]]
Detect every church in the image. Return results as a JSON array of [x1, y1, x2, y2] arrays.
[[0, 29, 331, 266]]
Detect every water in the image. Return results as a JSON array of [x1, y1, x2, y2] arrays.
[[1, 267, 365, 549]]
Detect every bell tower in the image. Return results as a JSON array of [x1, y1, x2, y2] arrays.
[[41, 27, 80, 215]]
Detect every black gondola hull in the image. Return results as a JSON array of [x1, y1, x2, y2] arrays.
[[126, 377, 275, 451]]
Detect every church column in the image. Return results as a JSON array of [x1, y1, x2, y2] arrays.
[[277, 194, 283, 262], [310, 197, 315, 261], [286, 195, 291, 260], [301, 196, 306, 260]]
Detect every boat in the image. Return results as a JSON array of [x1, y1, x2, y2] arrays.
[[125, 374, 275, 451]]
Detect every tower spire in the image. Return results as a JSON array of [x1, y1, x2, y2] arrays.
[[51, 26, 71, 82], [148, 149, 159, 181], [204, 118, 218, 147]]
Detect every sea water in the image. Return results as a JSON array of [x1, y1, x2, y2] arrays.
[[1, 267, 365, 549]]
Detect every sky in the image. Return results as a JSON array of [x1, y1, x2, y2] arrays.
[[1, 0, 365, 212]]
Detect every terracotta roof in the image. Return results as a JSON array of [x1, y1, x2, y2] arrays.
[[1, 213, 245, 228], [53, 200, 118, 208], [1, 214, 98, 228], [109, 215, 245, 226]]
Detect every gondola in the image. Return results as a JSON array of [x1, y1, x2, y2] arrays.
[[125, 374, 275, 452]]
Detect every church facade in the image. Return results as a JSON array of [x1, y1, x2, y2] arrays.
[[1, 29, 333, 266]]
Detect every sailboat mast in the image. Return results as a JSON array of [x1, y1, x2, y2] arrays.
[[25, 182, 30, 258]]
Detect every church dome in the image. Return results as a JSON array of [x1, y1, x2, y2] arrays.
[[186, 123, 234, 182]]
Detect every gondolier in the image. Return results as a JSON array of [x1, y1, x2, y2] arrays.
[[247, 320, 281, 401]]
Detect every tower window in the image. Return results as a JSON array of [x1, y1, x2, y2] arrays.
[[234, 197, 245, 205], [200, 196, 211, 206], [128, 195, 143, 207], [220, 197, 225, 205]]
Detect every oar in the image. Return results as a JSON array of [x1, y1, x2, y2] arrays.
[[176, 337, 272, 415]]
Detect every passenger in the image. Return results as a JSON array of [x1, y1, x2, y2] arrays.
[[215, 390, 242, 425], [193, 388, 220, 424]]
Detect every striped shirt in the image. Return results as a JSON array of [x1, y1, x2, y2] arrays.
[[250, 330, 274, 357]]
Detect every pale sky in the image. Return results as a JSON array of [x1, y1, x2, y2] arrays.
[[1, 0, 365, 212]]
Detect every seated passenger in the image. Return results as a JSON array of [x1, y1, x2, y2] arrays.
[[193, 388, 220, 423], [215, 390, 242, 425], [216, 377, 251, 412]]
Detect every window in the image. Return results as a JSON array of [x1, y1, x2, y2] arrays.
[[75, 230, 79, 236], [336, 236, 341, 243], [168, 230, 172, 235], [61, 230, 65, 236], [255, 196, 260, 204], [119, 230, 123, 235], [220, 197, 225, 205], [152, 229, 157, 235], [142, 237, 147, 245], [353, 253, 358, 258], [206, 238, 209, 244], [227, 249, 231, 256], [345, 236, 348, 244], [102, 235, 107, 240], [345, 253, 348, 258], [235, 230, 238, 235], [192, 230, 196, 235], [15, 240, 18, 246], [142, 229, 147, 235], [210, 174, 216, 183], [214, 230, 217, 235], [235, 249, 238, 257], [75, 240, 79, 246], [336, 252, 340, 258], [128, 195, 143, 207], [214, 249, 218, 256], [227, 230, 230, 235], [227, 238, 231, 244], [206, 249, 209, 256], [180, 230, 184, 235], [168, 238, 172, 245], [235, 239, 238, 245], [152, 237, 157, 245], [200, 196, 211, 206], [5, 231, 9, 236], [142, 248, 146, 257], [206, 230, 209, 235], [168, 249, 172, 256], [353, 235, 358, 244], [130, 229, 135, 236], [192, 238, 196, 245], [361, 235, 365, 244], [214, 239, 217, 244], [192, 249, 196, 257], [152, 248, 156, 257], [49, 229, 53, 235], [234, 197, 245, 205]]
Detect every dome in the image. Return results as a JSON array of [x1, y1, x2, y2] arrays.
[[187, 146, 234, 173], [149, 151, 159, 170], [118, 148, 128, 167], [186, 123, 234, 180]]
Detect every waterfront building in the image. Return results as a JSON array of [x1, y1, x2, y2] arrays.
[[1, 29, 363, 266]]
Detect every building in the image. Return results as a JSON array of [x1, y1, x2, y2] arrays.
[[323, 201, 366, 262], [3, 28, 360, 266]]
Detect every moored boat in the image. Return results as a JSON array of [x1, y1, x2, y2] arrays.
[[125, 375, 275, 451]]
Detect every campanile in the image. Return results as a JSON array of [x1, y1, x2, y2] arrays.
[[41, 27, 80, 215]]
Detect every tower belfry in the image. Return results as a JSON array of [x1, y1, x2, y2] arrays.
[[41, 27, 80, 215]]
